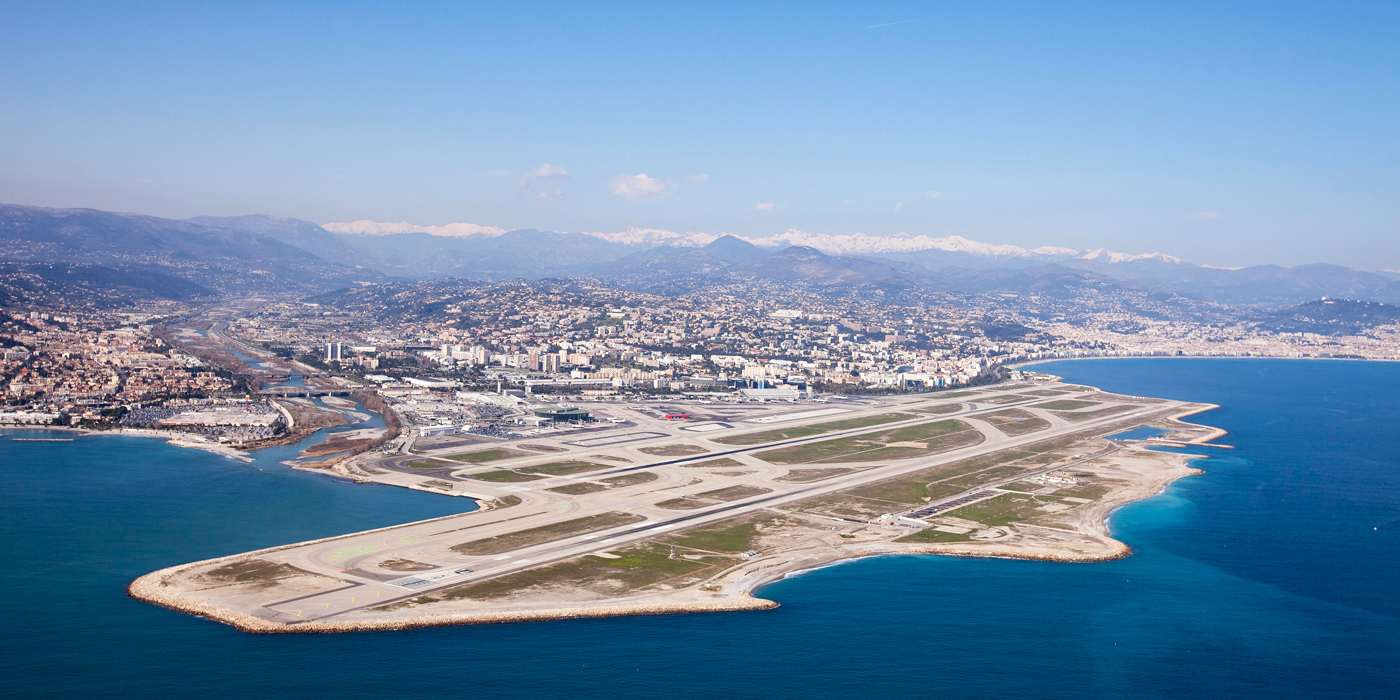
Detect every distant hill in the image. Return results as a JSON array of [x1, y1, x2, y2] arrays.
[[0, 262, 212, 308], [1255, 299, 1400, 335], [0, 203, 378, 296], [8, 202, 1400, 313], [605, 246, 729, 277], [187, 214, 378, 271], [703, 235, 766, 263], [726, 246, 921, 288]]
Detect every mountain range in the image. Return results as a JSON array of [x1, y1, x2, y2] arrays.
[[3, 203, 1400, 311]]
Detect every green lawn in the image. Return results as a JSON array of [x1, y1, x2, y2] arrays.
[[661, 513, 795, 553], [517, 460, 607, 476], [694, 484, 771, 501], [895, 528, 973, 544], [1035, 399, 1099, 410], [600, 472, 659, 487], [444, 448, 529, 463], [1053, 405, 1134, 422], [711, 412, 914, 446], [425, 543, 716, 602], [406, 459, 455, 469], [754, 419, 982, 464], [545, 482, 607, 495], [450, 511, 643, 555], [943, 493, 1045, 526], [637, 444, 709, 456], [462, 470, 543, 482]]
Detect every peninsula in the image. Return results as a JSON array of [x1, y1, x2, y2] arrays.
[[130, 377, 1223, 633]]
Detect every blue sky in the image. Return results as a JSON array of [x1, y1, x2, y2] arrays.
[[2, 1, 1397, 269]]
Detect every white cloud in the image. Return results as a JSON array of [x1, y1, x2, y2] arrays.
[[926, 190, 940, 198], [518, 163, 568, 188], [687, 174, 710, 184], [755, 202, 776, 211], [536, 188, 566, 200], [609, 173, 674, 201], [894, 201, 905, 211], [1191, 211, 1222, 219]]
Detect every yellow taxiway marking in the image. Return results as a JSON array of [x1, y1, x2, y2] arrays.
[[280, 609, 303, 617]]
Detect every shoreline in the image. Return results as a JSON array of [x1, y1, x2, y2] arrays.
[[1016, 354, 1400, 370], [128, 445, 1207, 634], [125, 381, 1223, 634], [2, 425, 255, 462]]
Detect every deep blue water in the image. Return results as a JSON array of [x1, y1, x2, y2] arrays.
[[1, 358, 1397, 699]]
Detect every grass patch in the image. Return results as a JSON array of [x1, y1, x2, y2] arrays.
[[379, 558, 434, 571], [600, 472, 659, 487], [656, 497, 707, 510], [450, 511, 643, 555], [927, 465, 1034, 498], [636, 444, 709, 456], [589, 454, 631, 462], [915, 403, 962, 415], [695, 484, 771, 501], [490, 495, 523, 508], [660, 512, 800, 553], [997, 481, 1042, 493], [1051, 484, 1111, 501], [854, 480, 930, 504], [406, 459, 456, 469], [978, 394, 1031, 404], [204, 559, 307, 584], [445, 448, 531, 463], [517, 460, 607, 476], [463, 470, 543, 482], [895, 528, 973, 544], [546, 482, 608, 495], [517, 443, 566, 452], [944, 493, 1044, 526], [981, 408, 1051, 437], [755, 419, 982, 464], [422, 543, 717, 603], [1053, 405, 1134, 422], [712, 412, 914, 446], [776, 467, 861, 483], [681, 458, 745, 469], [422, 479, 455, 490], [1035, 399, 1100, 410]]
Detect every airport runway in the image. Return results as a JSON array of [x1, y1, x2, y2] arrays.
[[252, 384, 1183, 622]]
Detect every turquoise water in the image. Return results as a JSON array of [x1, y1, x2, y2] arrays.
[[1, 358, 1397, 698], [1107, 425, 1172, 440]]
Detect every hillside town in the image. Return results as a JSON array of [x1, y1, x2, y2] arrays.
[[3, 280, 1400, 437]]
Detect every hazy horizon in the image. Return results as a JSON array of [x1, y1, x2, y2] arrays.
[[2, 2, 1397, 269]]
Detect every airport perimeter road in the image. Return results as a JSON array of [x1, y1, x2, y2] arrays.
[[254, 391, 1185, 623]]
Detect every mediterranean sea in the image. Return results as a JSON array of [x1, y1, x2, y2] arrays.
[[1, 359, 1397, 699]]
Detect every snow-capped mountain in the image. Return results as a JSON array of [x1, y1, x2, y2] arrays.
[[323, 220, 507, 238], [1077, 248, 1183, 264], [320, 220, 1181, 265]]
